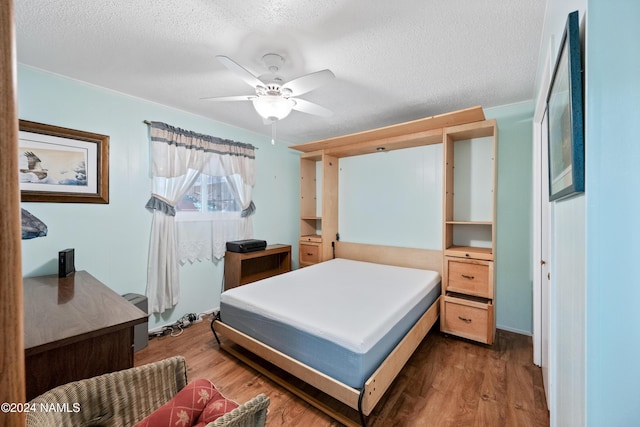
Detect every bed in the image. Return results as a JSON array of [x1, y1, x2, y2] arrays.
[[212, 242, 442, 426]]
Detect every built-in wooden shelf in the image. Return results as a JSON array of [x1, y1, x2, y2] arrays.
[[445, 221, 492, 225], [441, 119, 497, 345], [224, 244, 292, 290]]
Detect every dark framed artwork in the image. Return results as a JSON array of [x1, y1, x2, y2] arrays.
[[18, 120, 109, 203], [547, 10, 584, 201]]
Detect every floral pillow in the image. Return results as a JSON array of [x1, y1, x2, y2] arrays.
[[134, 379, 221, 427], [193, 396, 239, 427]]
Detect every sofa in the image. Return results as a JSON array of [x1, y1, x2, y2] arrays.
[[25, 356, 269, 427]]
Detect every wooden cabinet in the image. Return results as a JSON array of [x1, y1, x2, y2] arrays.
[[441, 119, 497, 345], [299, 151, 338, 267], [224, 244, 291, 290]]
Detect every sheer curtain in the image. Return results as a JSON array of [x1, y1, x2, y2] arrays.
[[176, 209, 253, 263], [175, 173, 255, 263], [145, 122, 256, 314]]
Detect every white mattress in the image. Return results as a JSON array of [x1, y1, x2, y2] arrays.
[[220, 258, 440, 354]]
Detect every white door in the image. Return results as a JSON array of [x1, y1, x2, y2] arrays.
[[532, 47, 553, 410], [540, 110, 551, 404], [533, 103, 551, 409]]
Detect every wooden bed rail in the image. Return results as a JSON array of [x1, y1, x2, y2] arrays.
[[361, 296, 440, 414]]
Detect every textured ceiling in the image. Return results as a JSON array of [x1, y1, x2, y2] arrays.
[[15, 0, 546, 145]]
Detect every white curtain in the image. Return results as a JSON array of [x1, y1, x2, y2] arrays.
[[226, 173, 256, 217], [145, 122, 256, 314], [176, 214, 253, 263]]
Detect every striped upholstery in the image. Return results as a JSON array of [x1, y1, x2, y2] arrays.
[[25, 356, 269, 427]]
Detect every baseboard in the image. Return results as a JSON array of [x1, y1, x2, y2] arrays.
[[497, 325, 532, 336]]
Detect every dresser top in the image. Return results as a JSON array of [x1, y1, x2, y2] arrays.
[[23, 271, 147, 354]]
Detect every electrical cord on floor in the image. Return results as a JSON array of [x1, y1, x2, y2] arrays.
[[149, 313, 198, 339]]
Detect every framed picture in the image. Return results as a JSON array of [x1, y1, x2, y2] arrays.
[[546, 10, 584, 201], [18, 120, 109, 203]]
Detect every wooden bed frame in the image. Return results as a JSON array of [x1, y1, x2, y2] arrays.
[[212, 242, 442, 426]]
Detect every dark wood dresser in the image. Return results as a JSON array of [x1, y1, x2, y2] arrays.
[[23, 271, 147, 400]]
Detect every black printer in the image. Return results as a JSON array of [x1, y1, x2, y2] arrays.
[[226, 239, 267, 253]]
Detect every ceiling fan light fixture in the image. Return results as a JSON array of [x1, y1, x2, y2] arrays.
[[252, 96, 294, 121]]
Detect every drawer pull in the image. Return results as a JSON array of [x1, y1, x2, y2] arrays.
[[458, 316, 472, 323], [306, 253, 313, 256], [461, 274, 475, 280]]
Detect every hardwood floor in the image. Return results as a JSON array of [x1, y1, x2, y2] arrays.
[[135, 315, 549, 426]]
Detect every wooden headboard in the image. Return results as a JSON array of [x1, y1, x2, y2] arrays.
[[334, 241, 442, 275]]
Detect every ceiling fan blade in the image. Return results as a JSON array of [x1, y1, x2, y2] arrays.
[[200, 95, 256, 102], [282, 69, 335, 96], [216, 55, 264, 88], [291, 98, 333, 117]]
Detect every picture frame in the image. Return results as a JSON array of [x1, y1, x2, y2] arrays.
[[18, 120, 109, 203], [546, 10, 584, 201]]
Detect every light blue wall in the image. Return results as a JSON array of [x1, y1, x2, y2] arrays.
[[338, 144, 442, 249], [338, 101, 535, 334], [17, 65, 300, 329], [585, 1, 640, 425], [486, 102, 534, 335]]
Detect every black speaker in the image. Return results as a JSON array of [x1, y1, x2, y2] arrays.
[[58, 248, 75, 278]]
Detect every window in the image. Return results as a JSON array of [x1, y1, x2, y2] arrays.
[[173, 173, 251, 262], [176, 174, 240, 215]]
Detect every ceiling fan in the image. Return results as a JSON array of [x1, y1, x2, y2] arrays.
[[202, 53, 335, 125]]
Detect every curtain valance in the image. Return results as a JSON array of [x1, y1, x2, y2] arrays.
[[149, 121, 256, 184]]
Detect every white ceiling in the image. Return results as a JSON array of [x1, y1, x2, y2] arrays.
[[15, 0, 546, 145]]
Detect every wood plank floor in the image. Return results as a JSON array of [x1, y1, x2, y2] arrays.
[[135, 315, 549, 426]]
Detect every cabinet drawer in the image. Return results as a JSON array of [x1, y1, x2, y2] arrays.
[[445, 257, 493, 299], [299, 243, 321, 266], [442, 295, 494, 345]]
